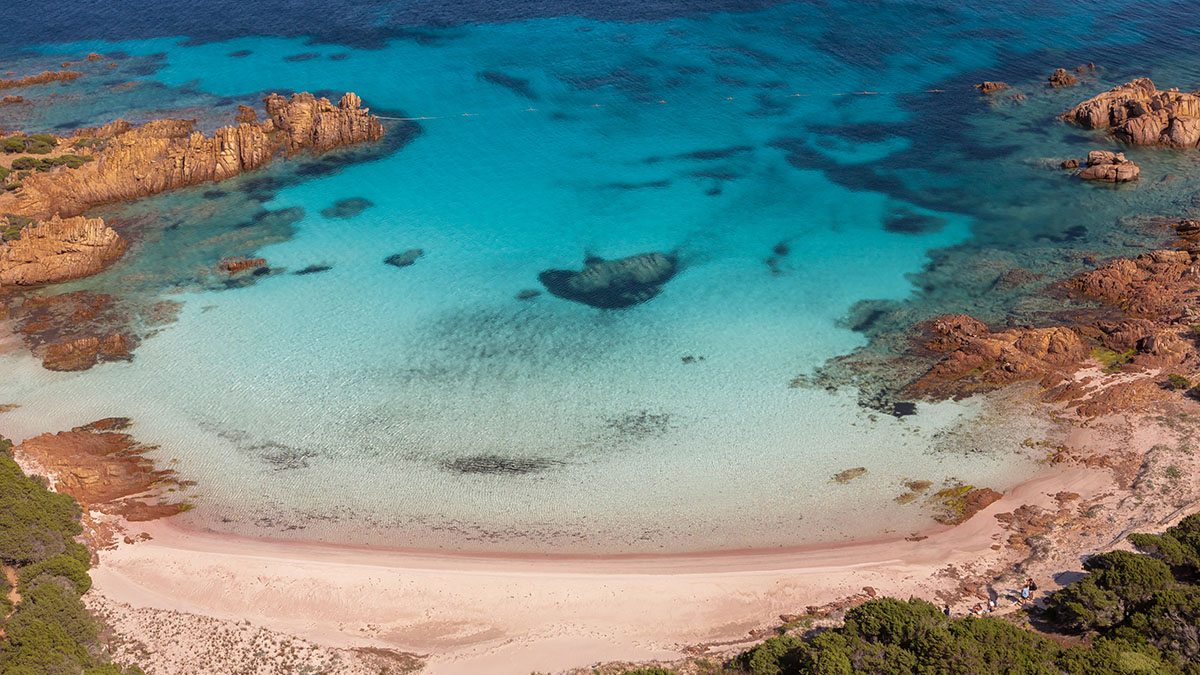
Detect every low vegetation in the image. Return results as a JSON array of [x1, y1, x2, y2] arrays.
[[0, 436, 143, 675], [9, 154, 92, 172], [1, 134, 58, 155], [614, 515, 1200, 674]]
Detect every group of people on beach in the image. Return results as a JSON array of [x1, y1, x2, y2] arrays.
[[943, 578, 1039, 618]]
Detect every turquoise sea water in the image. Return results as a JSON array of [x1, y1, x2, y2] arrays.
[[0, 2, 1198, 552]]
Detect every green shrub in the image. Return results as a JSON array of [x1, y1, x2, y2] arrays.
[[0, 445, 82, 566], [9, 156, 36, 171], [740, 635, 807, 675], [1165, 374, 1192, 391], [1092, 347, 1136, 373], [19, 553, 93, 594], [1, 138, 25, 153]]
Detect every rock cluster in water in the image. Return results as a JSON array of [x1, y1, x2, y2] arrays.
[[0, 214, 125, 286], [1074, 150, 1140, 183], [539, 252, 678, 308], [1062, 78, 1200, 148], [1048, 68, 1078, 88]]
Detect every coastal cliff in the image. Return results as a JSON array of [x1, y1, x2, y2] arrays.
[[1062, 78, 1200, 148], [0, 215, 125, 286], [1, 92, 383, 220]]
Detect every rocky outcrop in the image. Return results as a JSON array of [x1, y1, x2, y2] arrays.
[[0, 215, 125, 286], [1075, 150, 1140, 182], [539, 252, 678, 308], [15, 419, 189, 546], [975, 81, 1010, 94], [906, 315, 1089, 399], [0, 70, 81, 90], [0, 92, 384, 220], [218, 256, 268, 274], [1067, 249, 1196, 320], [265, 92, 384, 155], [1048, 68, 1078, 88], [1062, 78, 1200, 148]]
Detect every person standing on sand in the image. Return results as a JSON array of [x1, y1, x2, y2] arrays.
[[1020, 584, 1031, 605], [943, 604, 951, 617]]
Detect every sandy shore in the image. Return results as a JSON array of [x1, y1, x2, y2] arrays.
[[88, 462, 1118, 674]]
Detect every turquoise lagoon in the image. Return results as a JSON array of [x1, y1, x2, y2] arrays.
[[2, 2, 1192, 552]]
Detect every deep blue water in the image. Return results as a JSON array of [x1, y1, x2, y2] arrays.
[[1, 1, 1199, 553]]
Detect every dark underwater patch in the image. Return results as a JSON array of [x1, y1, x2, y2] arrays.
[[441, 454, 564, 476], [254, 442, 318, 471], [602, 179, 671, 190], [227, 49, 253, 58], [646, 145, 752, 163], [883, 208, 947, 235], [478, 70, 539, 100], [320, 197, 373, 218], [283, 52, 321, 62], [294, 264, 332, 275]]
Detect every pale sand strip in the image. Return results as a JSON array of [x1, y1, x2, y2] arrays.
[[88, 464, 1111, 674]]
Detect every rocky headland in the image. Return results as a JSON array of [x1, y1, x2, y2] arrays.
[[0, 92, 384, 221], [0, 92, 383, 292], [1061, 77, 1200, 148]]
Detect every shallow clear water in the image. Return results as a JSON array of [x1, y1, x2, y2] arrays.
[[0, 1, 1198, 552]]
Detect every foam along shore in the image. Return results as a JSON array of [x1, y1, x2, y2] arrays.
[[87, 458, 1121, 675]]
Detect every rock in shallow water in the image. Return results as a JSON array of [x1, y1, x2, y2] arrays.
[[384, 249, 424, 268], [538, 251, 678, 308], [1076, 150, 1140, 183]]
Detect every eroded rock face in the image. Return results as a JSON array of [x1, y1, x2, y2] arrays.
[[1062, 78, 1200, 148], [1076, 150, 1140, 182], [906, 314, 1088, 399], [0, 215, 125, 286], [0, 92, 385, 220], [264, 92, 385, 156], [539, 252, 678, 308]]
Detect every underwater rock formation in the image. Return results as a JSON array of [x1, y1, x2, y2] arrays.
[[42, 333, 134, 371], [0, 214, 125, 286], [320, 196, 373, 218], [384, 249, 424, 268], [539, 252, 678, 308], [1062, 78, 1200, 148], [0, 92, 385, 220], [1076, 150, 1140, 182]]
